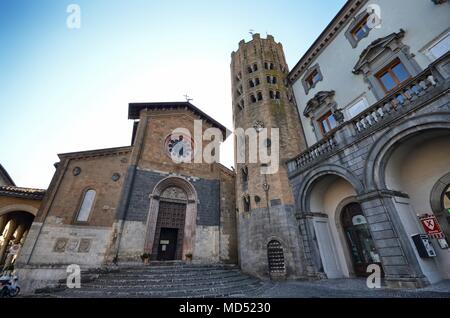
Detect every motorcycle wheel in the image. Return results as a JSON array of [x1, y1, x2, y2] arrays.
[[9, 287, 20, 297]]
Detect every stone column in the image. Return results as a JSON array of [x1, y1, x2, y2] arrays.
[[0, 219, 18, 265], [0, 215, 8, 236], [3, 223, 27, 269], [357, 191, 428, 288]]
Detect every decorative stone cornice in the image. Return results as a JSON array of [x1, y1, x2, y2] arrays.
[[304, 90, 336, 117], [58, 146, 133, 161], [353, 29, 406, 75], [356, 189, 410, 202]]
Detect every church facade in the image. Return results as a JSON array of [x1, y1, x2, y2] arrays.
[[15, 103, 238, 292]]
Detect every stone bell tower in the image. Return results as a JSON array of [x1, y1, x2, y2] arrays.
[[230, 33, 307, 278]]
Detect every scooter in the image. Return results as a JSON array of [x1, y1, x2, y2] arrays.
[[0, 273, 20, 297]]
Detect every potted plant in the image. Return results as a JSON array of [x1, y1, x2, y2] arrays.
[[185, 253, 193, 263], [140, 253, 150, 264]]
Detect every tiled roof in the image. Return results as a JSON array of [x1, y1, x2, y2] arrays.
[[0, 164, 15, 186], [128, 102, 230, 139], [0, 185, 46, 200]]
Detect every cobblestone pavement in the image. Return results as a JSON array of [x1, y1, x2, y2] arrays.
[[255, 279, 450, 298]]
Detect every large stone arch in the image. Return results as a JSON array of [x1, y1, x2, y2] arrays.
[[143, 176, 198, 261], [0, 204, 38, 217], [297, 164, 365, 212], [364, 112, 450, 191]]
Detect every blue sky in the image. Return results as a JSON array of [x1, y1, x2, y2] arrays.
[[0, 0, 346, 189]]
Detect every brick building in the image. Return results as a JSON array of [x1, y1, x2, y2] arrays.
[[15, 103, 238, 292]]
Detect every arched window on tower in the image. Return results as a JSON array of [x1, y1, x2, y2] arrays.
[[250, 94, 257, 103], [269, 91, 274, 99], [264, 62, 274, 70], [249, 79, 255, 88], [247, 66, 253, 74], [253, 63, 258, 72], [76, 189, 96, 222], [243, 194, 251, 213], [275, 91, 281, 100], [241, 166, 248, 191], [257, 92, 263, 101], [255, 78, 260, 86], [267, 76, 277, 84]]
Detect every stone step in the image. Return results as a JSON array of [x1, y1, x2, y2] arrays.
[[84, 264, 238, 273], [98, 265, 239, 273], [38, 264, 264, 298], [58, 281, 263, 298], [97, 269, 242, 279], [93, 272, 244, 285], [84, 276, 258, 290]]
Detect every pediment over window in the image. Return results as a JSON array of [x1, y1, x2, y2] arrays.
[[304, 90, 335, 117], [353, 30, 406, 74]]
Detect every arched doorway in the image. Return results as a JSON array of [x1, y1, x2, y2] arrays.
[[152, 186, 187, 261], [0, 211, 35, 268], [144, 176, 198, 262], [267, 240, 285, 278], [302, 169, 364, 278], [341, 203, 381, 277]]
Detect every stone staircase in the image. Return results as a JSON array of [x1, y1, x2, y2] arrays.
[[34, 262, 265, 298]]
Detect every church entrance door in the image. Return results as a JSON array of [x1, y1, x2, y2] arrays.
[[157, 228, 178, 261], [152, 199, 186, 261]]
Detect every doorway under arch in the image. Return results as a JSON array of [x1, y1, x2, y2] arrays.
[[144, 177, 198, 262], [341, 202, 382, 277], [0, 210, 35, 267]]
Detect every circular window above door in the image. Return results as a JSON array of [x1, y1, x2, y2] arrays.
[[164, 134, 195, 162]]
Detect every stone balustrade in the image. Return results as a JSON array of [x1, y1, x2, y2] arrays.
[[287, 133, 338, 172], [353, 70, 438, 134]]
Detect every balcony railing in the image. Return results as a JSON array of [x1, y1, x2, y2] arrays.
[[287, 52, 449, 174], [287, 133, 338, 172], [352, 69, 437, 134]]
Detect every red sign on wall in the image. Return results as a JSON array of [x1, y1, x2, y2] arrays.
[[420, 215, 443, 238]]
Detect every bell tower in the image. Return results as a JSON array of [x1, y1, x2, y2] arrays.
[[231, 33, 307, 278]]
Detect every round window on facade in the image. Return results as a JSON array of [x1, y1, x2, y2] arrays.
[[164, 133, 195, 162], [73, 167, 81, 176], [112, 173, 121, 182]]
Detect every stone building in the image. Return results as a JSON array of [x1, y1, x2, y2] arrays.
[[15, 102, 237, 292], [230, 34, 307, 279], [286, 0, 450, 287]]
